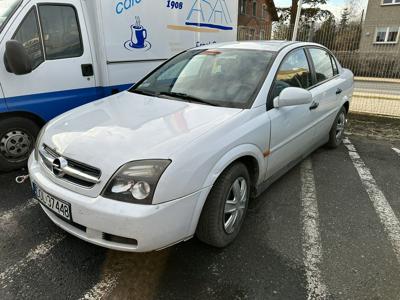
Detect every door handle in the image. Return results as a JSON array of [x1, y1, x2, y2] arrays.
[[81, 64, 94, 77], [309, 101, 319, 110], [336, 88, 343, 95]]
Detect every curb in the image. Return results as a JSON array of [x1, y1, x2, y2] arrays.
[[355, 77, 400, 84]]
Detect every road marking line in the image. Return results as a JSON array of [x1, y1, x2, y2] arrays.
[[0, 233, 65, 288], [80, 272, 119, 300], [344, 138, 400, 264], [300, 158, 328, 300], [0, 198, 38, 224], [392, 147, 400, 156]]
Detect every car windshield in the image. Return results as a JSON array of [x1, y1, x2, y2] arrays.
[[131, 49, 275, 108], [0, 0, 22, 31]]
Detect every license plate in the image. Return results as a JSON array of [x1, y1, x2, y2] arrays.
[[32, 182, 72, 221]]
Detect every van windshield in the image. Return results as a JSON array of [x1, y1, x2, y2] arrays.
[[131, 49, 275, 109], [0, 0, 22, 31]]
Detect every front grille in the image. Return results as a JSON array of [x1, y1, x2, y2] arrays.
[[39, 144, 101, 188]]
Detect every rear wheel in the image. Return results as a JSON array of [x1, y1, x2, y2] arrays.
[[327, 106, 347, 149], [0, 117, 40, 172], [196, 162, 250, 248]]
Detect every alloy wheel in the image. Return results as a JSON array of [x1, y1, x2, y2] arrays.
[[336, 112, 346, 141], [224, 177, 248, 234]]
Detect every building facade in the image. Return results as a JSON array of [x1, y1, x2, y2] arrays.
[[237, 0, 278, 41], [359, 0, 400, 52]]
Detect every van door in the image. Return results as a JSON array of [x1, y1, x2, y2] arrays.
[[0, 0, 97, 121]]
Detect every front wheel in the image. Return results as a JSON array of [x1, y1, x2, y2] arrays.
[[327, 106, 347, 149], [0, 117, 40, 172], [196, 162, 250, 248]]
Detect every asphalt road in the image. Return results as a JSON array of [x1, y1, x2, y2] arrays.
[[1, 114, 400, 300]]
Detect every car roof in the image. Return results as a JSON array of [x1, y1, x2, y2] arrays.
[[194, 41, 321, 52]]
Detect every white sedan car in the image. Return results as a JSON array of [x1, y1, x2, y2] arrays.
[[28, 41, 353, 252]]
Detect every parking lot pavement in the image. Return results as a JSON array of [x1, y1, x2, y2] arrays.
[[1, 114, 400, 300]]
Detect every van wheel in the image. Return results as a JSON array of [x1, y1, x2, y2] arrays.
[[196, 162, 250, 248], [327, 106, 347, 149], [0, 117, 40, 172]]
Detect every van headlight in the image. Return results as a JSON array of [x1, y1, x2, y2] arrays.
[[102, 160, 171, 204]]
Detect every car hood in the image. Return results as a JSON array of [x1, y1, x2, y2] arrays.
[[41, 91, 241, 173]]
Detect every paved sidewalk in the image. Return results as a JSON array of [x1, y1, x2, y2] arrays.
[[352, 78, 400, 117]]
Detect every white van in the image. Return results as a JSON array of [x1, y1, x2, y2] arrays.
[[0, 0, 238, 171]]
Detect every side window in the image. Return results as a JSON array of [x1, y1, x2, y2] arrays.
[[272, 48, 312, 99], [12, 8, 44, 70], [38, 5, 83, 60], [330, 55, 339, 75], [309, 48, 335, 83]]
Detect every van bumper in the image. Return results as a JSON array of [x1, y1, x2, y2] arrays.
[[28, 154, 209, 252]]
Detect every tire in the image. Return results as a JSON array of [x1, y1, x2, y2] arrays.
[[196, 162, 251, 248], [0, 117, 40, 172], [326, 106, 347, 149]]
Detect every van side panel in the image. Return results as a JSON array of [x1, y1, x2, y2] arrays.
[[4, 84, 131, 122]]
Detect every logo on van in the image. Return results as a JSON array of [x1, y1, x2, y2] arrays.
[[167, 0, 233, 33], [124, 16, 151, 51]]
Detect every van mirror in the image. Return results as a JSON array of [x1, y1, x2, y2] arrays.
[[4, 40, 32, 75], [273, 87, 312, 108]]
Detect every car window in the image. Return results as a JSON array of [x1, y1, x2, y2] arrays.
[[12, 7, 44, 69], [133, 49, 275, 109], [309, 48, 335, 83], [330, 55, 339, 75], [271, 48, 312, 99], [38, 5, 83, 60]]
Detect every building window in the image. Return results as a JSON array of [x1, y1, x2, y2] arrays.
[[238, 28, 247, 40], [240, 0, 247, 14], [262, 4, 268, 19], [382, 0, 400, 5], [374, 26, 399, 43], [252, 0, 257, 16], [249, 28, 255, 40], [260, 30, 265, 40]]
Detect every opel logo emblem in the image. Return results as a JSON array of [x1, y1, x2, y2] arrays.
[[52, 157, 68, 178]]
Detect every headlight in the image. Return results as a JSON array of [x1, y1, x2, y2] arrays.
[[34, 123, 48, 161], [102, 160, 171, 204]]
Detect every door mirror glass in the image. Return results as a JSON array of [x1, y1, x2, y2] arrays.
[[273, 87, 312, 108], [4, 40, 32, 75]]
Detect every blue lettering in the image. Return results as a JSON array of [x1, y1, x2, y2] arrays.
[[116, 0, 142, 15], [116, 2, 123, 14], [124, 0, 131, 10]]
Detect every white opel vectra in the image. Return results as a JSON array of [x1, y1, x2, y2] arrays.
[[29, 41, 354, 252]]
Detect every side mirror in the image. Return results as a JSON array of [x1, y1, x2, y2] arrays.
[[4, 40, 32, 75], [273, 87, 312, 108]]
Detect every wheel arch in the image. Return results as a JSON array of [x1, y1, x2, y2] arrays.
[[343, 101, 350, 113], [188, 144, 265, 235], [0, 111, 46, 127]]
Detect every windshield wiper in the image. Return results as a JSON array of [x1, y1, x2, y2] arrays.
[[131, 89, 157, 97], [159, 92, 219, 106]]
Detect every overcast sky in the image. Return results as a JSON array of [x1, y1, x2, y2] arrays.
[[274, 0, 369, 19]]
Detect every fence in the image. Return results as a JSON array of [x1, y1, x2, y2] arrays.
[[238, 21, 400, 117]]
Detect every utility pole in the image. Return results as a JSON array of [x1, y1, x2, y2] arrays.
[[292, 0, 303, 41]]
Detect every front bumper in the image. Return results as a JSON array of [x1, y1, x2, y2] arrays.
[[28, 154, 209, 252]]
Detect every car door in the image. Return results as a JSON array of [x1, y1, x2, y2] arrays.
[[0, 0, 97, 121], [306, 47, 343, 141], [266, 47, 318, 179]]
